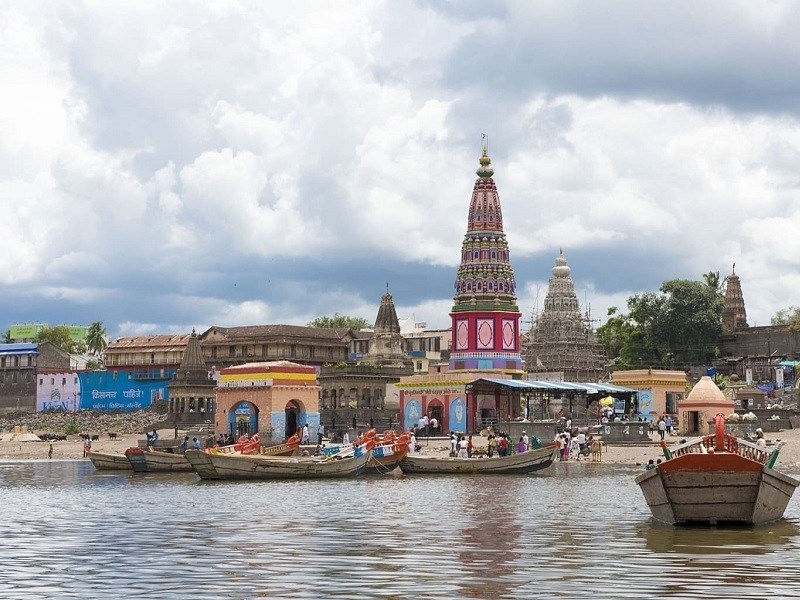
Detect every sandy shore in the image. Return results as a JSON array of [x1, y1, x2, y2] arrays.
[[5, 427, 800, 467]]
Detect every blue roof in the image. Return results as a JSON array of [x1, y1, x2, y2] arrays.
[[0, 343, 39, 355], [468, 378, 638, 394]]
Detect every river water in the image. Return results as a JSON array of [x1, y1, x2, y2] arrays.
[[2, 460, 800, 599]]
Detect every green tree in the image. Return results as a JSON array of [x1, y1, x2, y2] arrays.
[[37, 326, 77, 352], [772, 306, 800, 332], [702, 271, 723, 295], [2, 329, 11, 343], [598, 279, 723, 369], [308, 313, 370, 330], [87, 321, 108, 355]]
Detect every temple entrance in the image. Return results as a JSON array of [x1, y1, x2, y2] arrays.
[[285, 400, 304, 438], [227, 401, 258, 437], [685, 411, 700, 435], [428, 400, 444, 434]]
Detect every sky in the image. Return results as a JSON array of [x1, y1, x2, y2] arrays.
[[3, 1, 800, 340]]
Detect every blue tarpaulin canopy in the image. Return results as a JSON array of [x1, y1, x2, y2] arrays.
[[778, 360, 800, 368]]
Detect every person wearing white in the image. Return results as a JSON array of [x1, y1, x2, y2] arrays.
[[522, 431, 530, 451], [408, 432, 417, 453], [457, 436, 468, 458], [342, 431, 350, 445], [450, 433, 457, 456]]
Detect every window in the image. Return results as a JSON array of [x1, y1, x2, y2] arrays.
[[51, 377, 55, 385], [62, 377, 66, 386]]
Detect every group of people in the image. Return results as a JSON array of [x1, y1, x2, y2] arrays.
[[652, 416, 675, 440], [553, 428, 602, 462], [416, 414, 440, 437], [179, 436, 202, 452]]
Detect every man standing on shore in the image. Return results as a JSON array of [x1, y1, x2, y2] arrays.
[[657, 417, 667, 440]]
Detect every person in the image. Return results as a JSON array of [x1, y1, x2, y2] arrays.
[[83, 438, 91, 458], [521, 430, 529, 451], [487, 433, 497, 458], [467, 435, 474, 458], [408, 431, 418, 453], [301, 424, 309, 445], [665, 415, 674, 436], [174, 423, 179, 439], [457, 435, 468, 458], [646, 459, 656, 470], [561, 432, 571, 461], [569, 435, 580, 460], [317, 423, 325, 445], [217, 433, 225, 447], [179, 436, 190, 453], [342, 431, 350, 445], [657, 417, 667, 440], [192, 437, 201, 450], [755, 428, 767, 449], [498, 434, 509, 457], [517, 436, 527, 454], [147, 429, 159, 445], [417, 416, 426, 436], [430, 416, 438, 435], [423, 414, 430, 436], [48, 443, 53, 459], [449, 432, 457, 457], [565, 416, 572, 431]]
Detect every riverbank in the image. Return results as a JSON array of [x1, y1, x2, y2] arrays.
[[5, 427, 800, 466]]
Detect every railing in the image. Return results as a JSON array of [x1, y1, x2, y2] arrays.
[[667, 435, 770, 465]]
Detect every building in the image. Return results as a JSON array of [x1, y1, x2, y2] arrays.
[[167, 329, 216, 425], [319, 290, 414, 436], [525, 251, 607, 382], [214, 361, 319, 442], [610, 369, 688, 421], [1, 342, 70, 411], [398, 142, 526, 433], [677, 375, 735, 435], [715, 266, 800, 390], [199, 325, 354, 370], [103, 334, 189, 379]]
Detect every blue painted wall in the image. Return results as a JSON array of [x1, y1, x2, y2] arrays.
[[78, 370, 172, 411]]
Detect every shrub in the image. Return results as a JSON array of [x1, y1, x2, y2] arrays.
[[64, 421, 81, 435]]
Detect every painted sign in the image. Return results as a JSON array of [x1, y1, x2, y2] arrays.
[[404, 398, 422, 431], [449, 397, 467, 433], [78, 371, 170, 411], [637, 390, 653, 419], [37, 372, 80, 411]]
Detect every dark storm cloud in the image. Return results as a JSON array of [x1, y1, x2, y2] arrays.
[[438, 2, 800, 115]]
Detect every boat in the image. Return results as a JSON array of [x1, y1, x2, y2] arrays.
[[209, 432, 300, 457], [363, 431, 410, 475], [137, 448, 193, 472], [398, 442, 559, 475], [88, 450, 133, 470], [636, 413, 800, 525], [184, 444, 371, 480]]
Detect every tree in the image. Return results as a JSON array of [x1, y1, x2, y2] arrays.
[[772, 306, 800, 332], [87, 321, 108, 355], [1, 330, 11, 343], [702, 271, 723, 295], [37, 326, 77, 353], [598, 279, 723, 369], [307, 313, 370, 330]]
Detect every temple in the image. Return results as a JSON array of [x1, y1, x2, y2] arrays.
[[722, 264, 748, 333], [397, 141, 525, 434], [525, 251, 607, 381]]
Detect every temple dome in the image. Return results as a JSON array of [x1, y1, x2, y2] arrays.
[[552, 253, 571, 278]]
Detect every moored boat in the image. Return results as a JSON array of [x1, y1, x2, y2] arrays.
[[399, 443, 559, 475], [636, 413, 800, 526], [88, 450, 133, 471], [141, 448, 193, 472], [184, 444, 371, 480], [363, 430, 410, 475], [209, 432, 300, 457]]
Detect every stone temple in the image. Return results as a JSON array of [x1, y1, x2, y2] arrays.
[[525, 251, 607, 382]]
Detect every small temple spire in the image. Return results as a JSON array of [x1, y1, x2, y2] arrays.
[[476, 133, 494, 178]]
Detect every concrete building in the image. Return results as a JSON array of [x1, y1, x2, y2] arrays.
[[677, 375, 735, 435], [214, 361, 319, 442], [1, 342, 70, 411], [610, 369, 688, 421]]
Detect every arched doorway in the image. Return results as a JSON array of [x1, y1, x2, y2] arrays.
[[285, 400, 305, 438], [428, 399, 444, 434], [227, 401, 258, 437]]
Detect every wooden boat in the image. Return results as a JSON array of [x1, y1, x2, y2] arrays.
[[184, 445, 371, 480], [398, 443, 559, 475], [363, 430, 410, 475], [140, 448, 193, 472], [124, 447, 150, 472], [209, 432, 299, 457], [636, 413, 800, 525], [88, 450, 133, 470]]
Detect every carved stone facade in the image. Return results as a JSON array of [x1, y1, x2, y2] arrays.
[[167, 329, 216, 425], [722, 265, 748, 333], [525, 251, 607, 382]]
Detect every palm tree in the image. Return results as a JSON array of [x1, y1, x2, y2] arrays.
[[87, 321, 107, 356]]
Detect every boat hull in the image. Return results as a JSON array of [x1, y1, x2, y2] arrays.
[[363, 450, 407, 475], [398, 444, 559, 475], [141, 449, 193, 472], [88, 451, 133, 471], [185, 449, 371, 480], [636, 454, 800, 525]]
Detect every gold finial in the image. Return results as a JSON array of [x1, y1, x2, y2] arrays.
[[477, 133, 493, 177]]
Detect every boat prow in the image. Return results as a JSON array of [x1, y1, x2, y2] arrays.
[[636, 413, 800, 526], [88, 450, 133, 471]]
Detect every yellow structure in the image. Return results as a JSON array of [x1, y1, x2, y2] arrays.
[[214, 361, 319, 443], [610, 369, 688, 421]]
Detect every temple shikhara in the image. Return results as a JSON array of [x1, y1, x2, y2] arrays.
[[525, 251, 607, 382], [397, 141, 525, 433]]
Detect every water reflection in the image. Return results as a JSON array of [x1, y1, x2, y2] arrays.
[[3, 461, 800, 598]]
